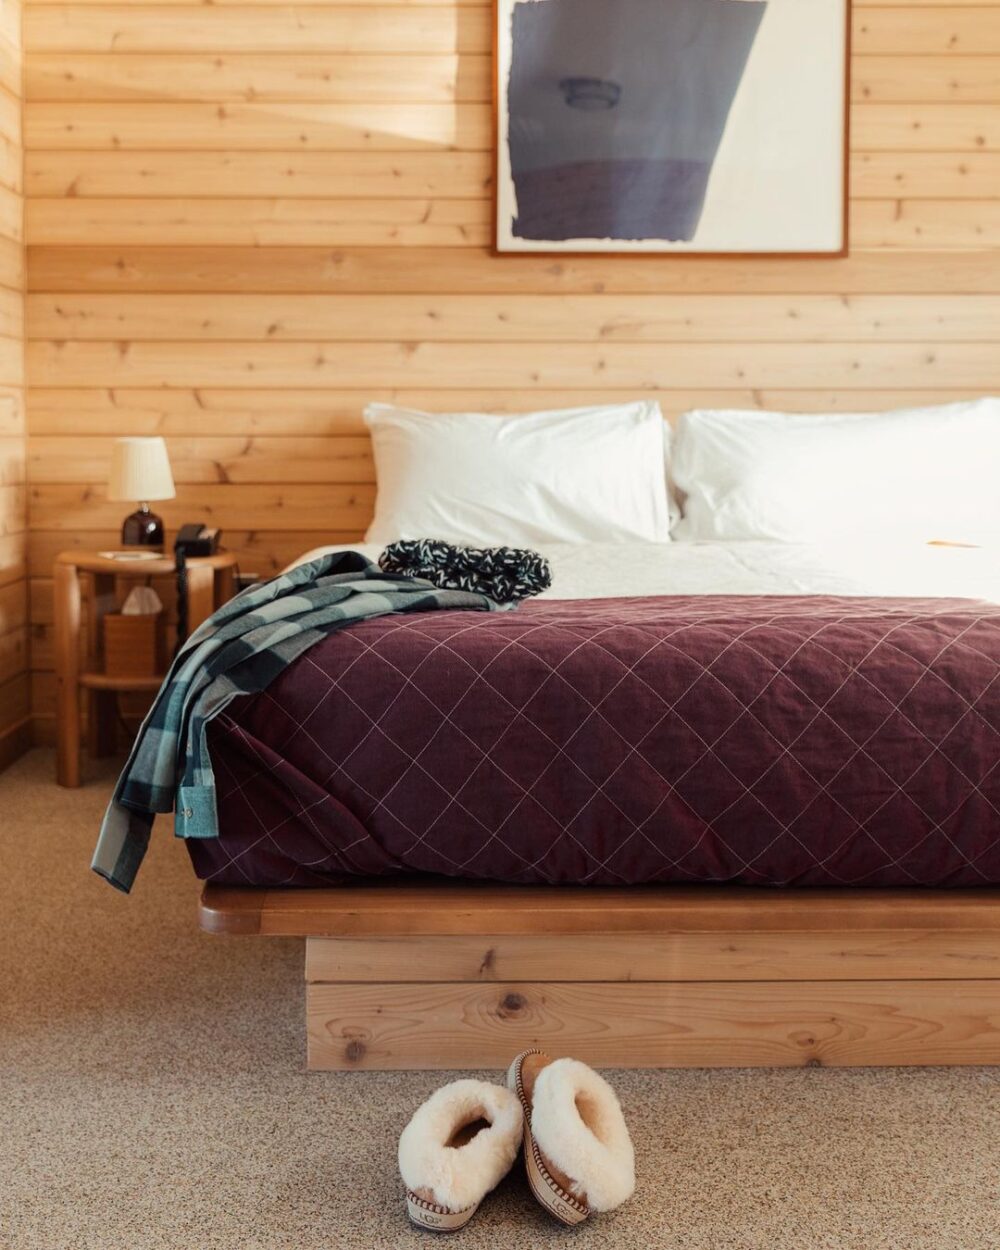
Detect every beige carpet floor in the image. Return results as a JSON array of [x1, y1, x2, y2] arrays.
[[1, 748, 998, 1249]]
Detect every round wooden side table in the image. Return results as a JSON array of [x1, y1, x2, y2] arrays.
[[53, 549, 239, 787]]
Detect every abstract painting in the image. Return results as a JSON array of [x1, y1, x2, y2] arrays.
[[495, 0, 849, 254]]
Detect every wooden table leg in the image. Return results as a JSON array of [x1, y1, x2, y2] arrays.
[[54, 561, 81, 787], [186, 563, 217, 633], [214, 563, 237, 609]]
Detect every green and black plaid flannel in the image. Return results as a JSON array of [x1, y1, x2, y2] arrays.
[[92, 551, 498, 893]]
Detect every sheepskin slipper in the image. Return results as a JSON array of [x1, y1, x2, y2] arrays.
[[507, 1049, 635, 1226], [398, 1079, 522, 1232]]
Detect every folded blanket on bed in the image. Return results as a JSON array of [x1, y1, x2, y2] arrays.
[[92, 551, 502, 893], [379, 539, 552, 604]]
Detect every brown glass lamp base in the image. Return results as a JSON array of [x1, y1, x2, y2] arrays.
[[121, 502, 165, 548]]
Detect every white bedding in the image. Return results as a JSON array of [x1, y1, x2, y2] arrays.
[[292, 541, 1000, 602]]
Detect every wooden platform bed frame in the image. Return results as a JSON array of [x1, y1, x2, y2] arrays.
[[200, 882, 1000, 1071]]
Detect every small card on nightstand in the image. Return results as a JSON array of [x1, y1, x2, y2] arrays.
[[98, 550, 162, 561]]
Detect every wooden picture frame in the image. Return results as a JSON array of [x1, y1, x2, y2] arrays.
[[493, 0, 851, 258]]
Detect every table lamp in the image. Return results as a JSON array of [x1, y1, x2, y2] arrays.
[[108, 436, 176, 548]]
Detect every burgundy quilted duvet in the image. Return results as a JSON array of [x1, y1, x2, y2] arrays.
[[189, 595, 1000, 888]]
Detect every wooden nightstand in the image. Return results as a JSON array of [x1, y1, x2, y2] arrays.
[[53, 549, 239, 787]]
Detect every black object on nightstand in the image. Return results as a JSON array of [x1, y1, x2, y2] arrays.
[[174, 525, 223, 650]]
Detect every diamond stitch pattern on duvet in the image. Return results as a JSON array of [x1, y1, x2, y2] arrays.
[[189, 595, 1000, 889]]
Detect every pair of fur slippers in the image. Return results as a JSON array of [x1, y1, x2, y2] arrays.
[[398, 1049, 635, 1232]]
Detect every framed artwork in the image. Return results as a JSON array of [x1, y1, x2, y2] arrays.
[[494, 0, 850, 256]]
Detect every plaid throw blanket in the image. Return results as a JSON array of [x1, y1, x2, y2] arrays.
[[92, 551, 499, 893]]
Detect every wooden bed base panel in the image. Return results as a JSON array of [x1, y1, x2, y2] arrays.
[[199, 884, 1000, 1071]]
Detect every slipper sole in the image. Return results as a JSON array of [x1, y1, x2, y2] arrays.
[[405, 1190, 478, 1232], [506, 1050, 590, 1228]]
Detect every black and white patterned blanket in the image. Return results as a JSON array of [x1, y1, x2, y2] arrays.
[[379, 539, 552, 605]]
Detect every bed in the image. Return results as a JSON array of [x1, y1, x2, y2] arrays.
[[196, 539, 1000, 1070]]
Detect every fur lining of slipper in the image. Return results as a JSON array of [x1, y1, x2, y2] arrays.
[[398, 1080, 522, 1211], [530, 1059, 636, 1212]]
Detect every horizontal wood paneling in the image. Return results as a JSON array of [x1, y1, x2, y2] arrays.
[[25, 101, 491, 151], [27, 341, 1000, 389], [22, 101, 1000, 153], [0, 577, 28, 633], [22, 0, 1000, 742], [854, 55, 1000, 102], [25, 387, 992, 437], [852, 152, 1000, 198], [0, 624, 27, 684], [22, 198, 1000, 249], [0, 531, 27, 586], [854, 7, 1000, 52], [0, 138, 21, 196], [0, 334, 24, 385], [0, 235, 23, 291], [23, 0, 999, 7], [0, 435, 26, 481], [853, 199, 1000, 248], [0, 39, 21, 103], [26, 293, 1000, 343], [0, 286, 24, 338], [23, 7, 999, 55], [27, 0, 490, 6], [1, 1, 25, 762], [25, 197, 489, 246], [0, 671, 30, 729], [24, 52, 492, 103], [24, 7, 491, 54], [0, 388, 24, 435], [24, 53, 1000, 106], [851, 104, 1000, 151], [0, 717, 31, 765], [0, 84, 20, 143], [26, 247, 1000, 294], [25, 151, 493, 199], [29, 482, 375, 531], [23, 149, 1000, 201], [27, 434, 374, 482], [0, 483, 27, 536]]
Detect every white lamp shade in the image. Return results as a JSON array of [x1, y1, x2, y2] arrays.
[[108, 437, 176, 503]]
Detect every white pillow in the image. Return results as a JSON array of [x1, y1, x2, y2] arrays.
[[364, 401, 673, 546], [671, 399, 1000, 545]]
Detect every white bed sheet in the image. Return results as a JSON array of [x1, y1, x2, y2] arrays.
[[291, 541, 1000, 602]]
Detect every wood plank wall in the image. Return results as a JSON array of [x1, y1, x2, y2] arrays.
[[0, 0, 26, 768], [20, 0, 1000, 739]]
